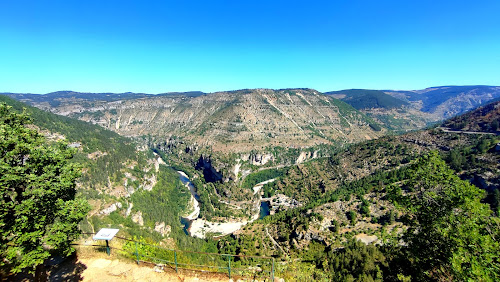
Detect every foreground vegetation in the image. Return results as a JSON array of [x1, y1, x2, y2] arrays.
[[0, 104, 90, 277], [222, 152, 500, 281]]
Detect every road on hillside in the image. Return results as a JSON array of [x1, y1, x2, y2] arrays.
[[438, 127, 498, 135]]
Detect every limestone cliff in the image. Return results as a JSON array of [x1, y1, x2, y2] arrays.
[[11, 89, 384, 153]]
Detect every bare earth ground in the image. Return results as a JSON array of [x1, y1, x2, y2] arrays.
[[9, 252, 268, 282], [76, 257, 231, 281], [48, 252, 249, 282]]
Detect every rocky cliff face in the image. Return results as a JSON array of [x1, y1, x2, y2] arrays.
[[385, 85, 500, 119], [442, 99, 500, 133], [195, 155, 224, 183], [326, 86, 500, 133], [11, 89, 383, 153]]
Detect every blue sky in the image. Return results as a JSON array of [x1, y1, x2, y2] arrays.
[[1, 0, 499, 93]]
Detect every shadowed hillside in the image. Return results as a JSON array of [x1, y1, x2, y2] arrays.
[[443, 99, 500, 133], [325, 89, 409, 110]]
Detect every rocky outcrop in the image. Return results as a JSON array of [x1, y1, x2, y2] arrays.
[[87, 151, 108, 160], [295, 150, 318, 164], [195, 155, 223, 183], [125, 202, 133, 217], [249, 153, 274, 166], [100, 202, 122, 215], [131, 211, 144, 226], [154, 222, 171, 237], [262, 194, 302, 215]]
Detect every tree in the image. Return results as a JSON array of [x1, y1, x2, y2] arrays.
[[324, 239, 387, 281], [0, 104, 90, 276], [348, 210, 357, 226], [491, 119, 499, 131], [492, 188, 500, 215], [389, 151, 500, 281]]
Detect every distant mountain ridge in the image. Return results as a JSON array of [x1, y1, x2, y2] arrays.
[[5, 85, 499, 119], [3, 90, 206, 106], [325, 85, 500, 116], [443, 99, 500, 133], [325, 89, 409, 110], [5, 85, 500, 140], [323, 85, 500, 132], [5, 88, 384, 153], [384, 85, 500, 118]]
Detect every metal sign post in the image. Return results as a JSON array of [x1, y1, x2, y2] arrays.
[[93, 228, 120, 256]]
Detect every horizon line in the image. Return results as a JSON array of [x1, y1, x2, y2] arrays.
[[1, 84, 498, 95]]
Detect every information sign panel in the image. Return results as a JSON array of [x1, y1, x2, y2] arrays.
[[93, 228, 120, 240]]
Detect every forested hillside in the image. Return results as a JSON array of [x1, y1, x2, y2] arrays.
[[443, 99, 500, 133], [0, 95, 152, 196], [211, 102, 500, 280], [325, 89, 409, 110], [0, 95, 212, 253], [222, 130, 500, 280]]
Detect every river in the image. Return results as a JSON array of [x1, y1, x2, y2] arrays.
[[259, 201, 271, 219], [177, 171, 200, 236], [177, 171, 273, 238], [178, 171, 200, 201]]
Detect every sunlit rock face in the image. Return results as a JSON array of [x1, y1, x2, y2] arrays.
[[11, 88, 384, 153]]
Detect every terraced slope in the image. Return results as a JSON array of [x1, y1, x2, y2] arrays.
[[8, 89, 384, 152]]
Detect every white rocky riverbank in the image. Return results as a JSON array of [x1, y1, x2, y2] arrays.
[[178, 171, 200, 220], [189, 211, 260, 239], [180, 174, 275, 239], [178, 173, 289, 239]]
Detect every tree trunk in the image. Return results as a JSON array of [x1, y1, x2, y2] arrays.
[[34, 263, 47, 282]]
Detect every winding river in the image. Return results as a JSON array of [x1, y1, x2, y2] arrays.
[[177, 171, 200, 234], [177, 171, 272, 238]]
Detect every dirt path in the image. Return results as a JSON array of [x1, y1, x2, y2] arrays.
[[46, 254, 237, 282], [81, 258, 178, 281]]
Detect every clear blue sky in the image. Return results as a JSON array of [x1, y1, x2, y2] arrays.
[[1, 0, 499, 93]]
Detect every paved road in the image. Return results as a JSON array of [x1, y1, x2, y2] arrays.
[[438, 127, 498, 135]]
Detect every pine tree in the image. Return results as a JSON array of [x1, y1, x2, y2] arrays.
[[391, 151, 500, 281], [0, 103, 90, 276]]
